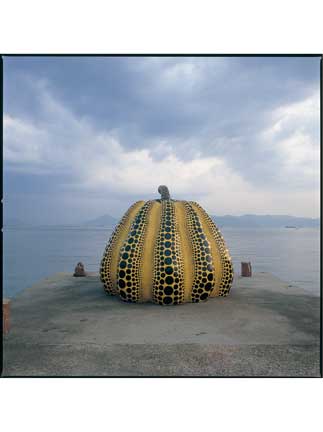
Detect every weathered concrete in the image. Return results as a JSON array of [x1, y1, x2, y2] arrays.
[[2, 272, 321, 377]]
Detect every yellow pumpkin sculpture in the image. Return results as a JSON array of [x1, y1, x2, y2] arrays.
[[100, 186, 233, 305]]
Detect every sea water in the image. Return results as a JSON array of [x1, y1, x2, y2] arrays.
[[3, 226, 320, 298]]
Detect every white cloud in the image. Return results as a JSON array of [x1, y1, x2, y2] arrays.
[[3, 89, 244, 194], [3, 83, 320, 218], [261, 91, 320, 188], [4, 114, 48, 168], [132, 57, 229, 98]]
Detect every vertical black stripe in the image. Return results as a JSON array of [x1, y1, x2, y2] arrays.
[[190, 201, 233, 296], [116, 201, 152, 302], [100, 201, 142, 295], [152, 200, 185, 305], [184, 202, 216, 302]]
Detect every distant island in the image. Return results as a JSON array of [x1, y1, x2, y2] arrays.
[[83, 214, 118, 227], [3, 213, 320, 229], [210, 214, 319, 228], [83, 213, 320, 229]]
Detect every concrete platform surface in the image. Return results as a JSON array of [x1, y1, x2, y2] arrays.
[[2, 272, 321, 377]]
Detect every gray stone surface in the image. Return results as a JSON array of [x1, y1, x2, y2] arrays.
[[2, 272, 321, 377]]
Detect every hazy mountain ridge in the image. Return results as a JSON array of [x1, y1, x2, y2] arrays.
[[84, 213, 320, 228], [3, 214, 319, 228], [83, 213, 118, 227], [211, 214, 320, 228]]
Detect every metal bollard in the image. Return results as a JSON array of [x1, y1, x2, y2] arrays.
[[241, 262, 252, 277]]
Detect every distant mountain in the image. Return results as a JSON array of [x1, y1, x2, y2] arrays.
[[83, 213, 118, 227], [3, 213, 320, 229], [83, 213, 319, 229], [210, 214, 320, 228]]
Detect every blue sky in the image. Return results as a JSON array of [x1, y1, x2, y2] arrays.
[[3, 56, 321, 224]]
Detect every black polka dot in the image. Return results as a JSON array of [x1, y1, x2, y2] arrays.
[[163, 296, 173, 304], [164, 286, 173, 295], [165, 267, 173, 275], [118, 279, 126, 288]]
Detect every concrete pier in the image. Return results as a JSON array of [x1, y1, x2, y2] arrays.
[[2, 272, 321, 377]]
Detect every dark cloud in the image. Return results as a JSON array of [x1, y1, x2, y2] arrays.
[[3, 56, 320, 222], [4, 56, 319, 139]]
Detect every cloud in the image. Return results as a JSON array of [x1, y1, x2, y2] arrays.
[[3, 56, 321, 222], [260, 91, 320, 189], [3, 84, 247, 200], [4, 114, 47, 168]]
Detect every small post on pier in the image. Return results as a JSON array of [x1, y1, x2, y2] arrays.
[[73, 262, 87, 277], [241, 262, 252, 277], [3, 299, 11, 334]]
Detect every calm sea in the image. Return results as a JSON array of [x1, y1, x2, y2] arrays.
[[3, 226, 320, 298]]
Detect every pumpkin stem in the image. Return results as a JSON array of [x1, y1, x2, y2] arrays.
[[158, 185, 171, 200]]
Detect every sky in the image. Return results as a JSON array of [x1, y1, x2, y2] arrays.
[[3, 56, 321, 224]]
